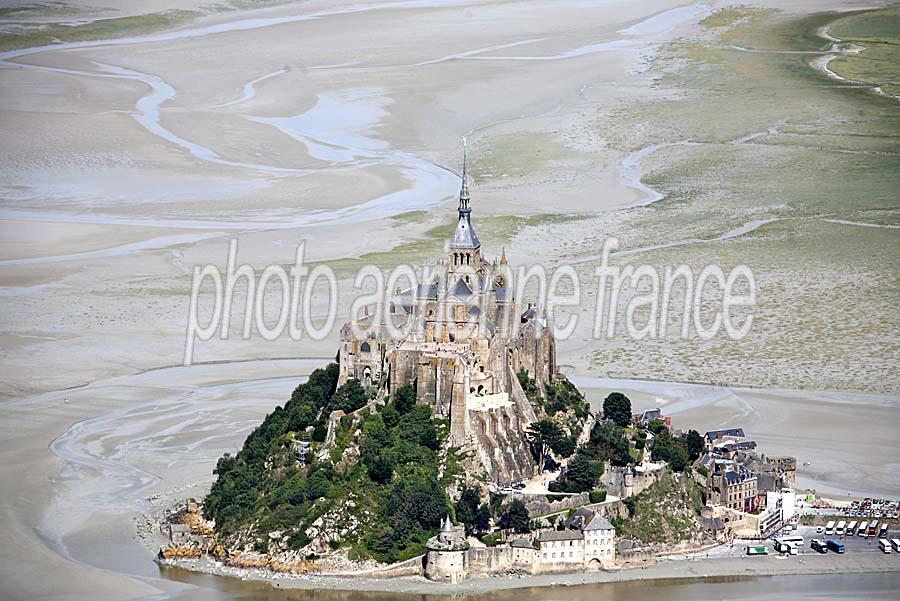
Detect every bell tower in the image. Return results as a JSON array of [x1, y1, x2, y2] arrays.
[[448, 137, 482, 282]]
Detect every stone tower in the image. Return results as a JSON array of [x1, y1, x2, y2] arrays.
[[448, 137, 482, 284]]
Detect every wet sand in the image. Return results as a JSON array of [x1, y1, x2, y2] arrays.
[[0, 1, 897, 600], [1, 358, 897, 600]]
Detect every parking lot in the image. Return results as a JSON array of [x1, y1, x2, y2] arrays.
[[690, 525, 898, 560], [764, 525, 899, 556]]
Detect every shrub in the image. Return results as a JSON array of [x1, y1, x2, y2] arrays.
[[589, 489, 608, 504]]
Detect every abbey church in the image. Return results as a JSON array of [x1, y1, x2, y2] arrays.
[[337, 144, 556, 484]]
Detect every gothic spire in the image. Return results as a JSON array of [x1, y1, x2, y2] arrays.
[[450, 137, 480, 249], [459, 136, 470, 214]]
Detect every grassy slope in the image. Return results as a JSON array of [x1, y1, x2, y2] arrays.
[[614, 470, 704, 544]]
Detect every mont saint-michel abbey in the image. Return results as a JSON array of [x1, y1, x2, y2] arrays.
[[338, 147, 555, 484]]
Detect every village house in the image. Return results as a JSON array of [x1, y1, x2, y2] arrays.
[[707, 462, 758, 512], [632, 407, 671, 431], [423, 508, 616, 582], [698, 427, 797, 541], [704, 428, 746, 449]]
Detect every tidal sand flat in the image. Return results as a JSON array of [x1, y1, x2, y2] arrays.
[[0, 1, 898, 600]]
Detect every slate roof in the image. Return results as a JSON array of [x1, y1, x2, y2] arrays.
[[584, 514, 614, 531], [724, 465, 755, 484], [451, 213, 480, 249], [451, 278, 473, 299], [705, 428, 745, 442], [537, 529, 583, 542], [565, 507, 593, 530], [415, 283, 438, 300]]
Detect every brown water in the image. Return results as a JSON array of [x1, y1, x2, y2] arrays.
[[157, 567, 900, 601]]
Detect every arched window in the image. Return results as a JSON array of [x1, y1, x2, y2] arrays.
[[360, 341, 371, 353]]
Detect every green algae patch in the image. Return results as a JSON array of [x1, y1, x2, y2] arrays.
[[0, 9, 198, 52], [471, 131, 578, 181], [825, 7, 900, 97]]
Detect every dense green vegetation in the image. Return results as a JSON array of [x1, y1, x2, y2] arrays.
[[455, 485, 491, 536], [527, 419, 576, 467], [204, 366, 458, 563], [204, 355, 700, 560], [545, 376, 590, 418], [684, 429, 704, 460], [499, 500, 531, 534], [583, 420, 631, 468], [518, 369, 589, 418], [602, 392, 632, 427], [550, 418, 632, 494], [650, 430, 690, 472]]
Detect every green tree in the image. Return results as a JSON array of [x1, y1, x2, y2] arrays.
[[331, 379, 369, 413], [667, 440, 690, 472], [603, 392, 632, 427], [553, 435, 577, 459], [366, 454, 394, 484], [393, 384, 417, 414], [527, 419, 565, 466], [685, 429, 704, 460], [455, 486, 491, 535], [499, 500, 531, 533], [563, 451, 603, 492], [647, 418, 667, 435], [651, 430, 691, 472], [395, 405, 439, 452], [587, 420, 631, 467]]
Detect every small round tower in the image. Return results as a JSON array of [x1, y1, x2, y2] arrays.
[[424, 516, 470, 583]]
